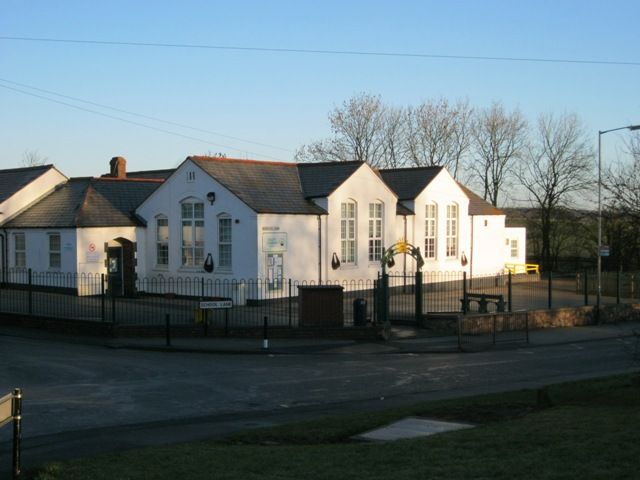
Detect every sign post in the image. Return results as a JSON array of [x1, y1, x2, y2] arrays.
[[1, 388, 22, 479]]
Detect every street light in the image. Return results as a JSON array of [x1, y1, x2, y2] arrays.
[[597, 124, 640, 320]]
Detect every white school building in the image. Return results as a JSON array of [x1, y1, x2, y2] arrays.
[[0, 156, 526, 298]]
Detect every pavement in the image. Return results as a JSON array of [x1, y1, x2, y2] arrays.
[[2, 321, 638, 355]]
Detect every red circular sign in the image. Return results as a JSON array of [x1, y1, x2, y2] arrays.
[[88, 243, 96, 252]]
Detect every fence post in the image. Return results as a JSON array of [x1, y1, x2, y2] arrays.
[[548, 271, 553, 310], [583, 270, 588, 306], [111, 284, 116, 325], [462, 271, 468, 315], [263, 316, 269, 350], [414, 271, 423, 326], [382, 273, 389, 324], [288, 278, 292, 328], [492, 314, 497, 345], [28, 268, 32, 315], [165, 314, 171, 347], [508, 270, 512, 313], [12, 387, 22, 480], [201, 276, 205, 299], [616, 268, 621, 305], [101, 274, 105, 322]]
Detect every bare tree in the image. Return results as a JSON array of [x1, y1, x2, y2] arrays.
[[517, 113, 594, 272], [21, 149, 48, 167], [295, 93, 405, 168], [471, 103, 527, 206], [406, 98, 473, 178]]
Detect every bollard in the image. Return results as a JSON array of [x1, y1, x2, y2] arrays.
[[263, 316, 269, 350], [508, 271, 512, 313], [12, 388, 22, 479], [165, 314, 171, 347]]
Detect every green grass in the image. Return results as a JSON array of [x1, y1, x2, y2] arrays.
[[32, 373, 640, 480]]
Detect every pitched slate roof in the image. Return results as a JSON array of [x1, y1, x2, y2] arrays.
[[189, 157, 326, 215], [457, 183, 504, 215], [0, 164, 59, 203], [378, 166, 443, 201], [297, 161, 364, 198], [4, 177, 163, 228]]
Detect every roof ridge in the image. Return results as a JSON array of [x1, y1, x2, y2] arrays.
[[379, 165, 443, 172], [190, 156, 296, 167], [95, 176, 165, 183], [297, 160, 364, 168], [0, 164, 54, 174], [74, 181, 93, 226]]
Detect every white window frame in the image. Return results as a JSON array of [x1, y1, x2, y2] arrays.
[[14, 233, 26, 268], [48, 232, 61, 269], [510, 239, 519, 258], [446, 203, 458, 258], [156, 215, 169, 267], [368, 202, 383, 262], [181, 199, 205, 267], [425, 203, 437, 260], [218, 214, 232, 271], [341, 200, 357, 264]]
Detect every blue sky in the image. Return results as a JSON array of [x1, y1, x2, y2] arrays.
[[1, 0, 638, 178]]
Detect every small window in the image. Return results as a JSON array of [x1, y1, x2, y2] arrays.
[[505, 238, 510, 246], [510, 239, 519, 258], [48, 233, 61, 269], [218, 216, 232, 269], [484, 219, 488, 227], [186, 171, 196, 183], [14, 233, 26, 268], [156, 216, 169, 266]]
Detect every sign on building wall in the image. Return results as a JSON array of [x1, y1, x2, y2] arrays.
[[86, 242, 101, 263], [262, 232, 287, 253]]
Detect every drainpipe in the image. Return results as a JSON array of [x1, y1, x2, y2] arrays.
[[403, 215, 407, 276], [470, 215, 474, 286], [317, 215, 322, 284], [1, 228, 7, 281]]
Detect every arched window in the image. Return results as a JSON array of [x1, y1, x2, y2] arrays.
[[446, 203, 458, 258], [156, 215, 169, 267], [368, 201, 383, 262], [425, 203, 437, 260], [218, 213, 232, 270], [341, 200, 357, 264], [181, 199, 204, 267]]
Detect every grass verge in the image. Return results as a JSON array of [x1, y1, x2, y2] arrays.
[[32, 373, 640, 480]]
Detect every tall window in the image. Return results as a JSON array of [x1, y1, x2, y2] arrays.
[[510, 239, 519, 258], [156, 216, 169, 266], [218, 215, 232, 270], [368, 202, 383, 262], [48, 233, 61, 269], [181, 200, 204, 267], [446, 203, 458, 258], [14, 233, 25, 268], [425, 203, 437, 260], [341, 201, 356, 264]]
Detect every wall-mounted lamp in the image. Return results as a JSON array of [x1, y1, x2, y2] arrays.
[[206, 192, 216, 205]]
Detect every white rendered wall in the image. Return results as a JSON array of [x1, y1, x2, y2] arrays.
[[6, 228, 76, 273], [409, 169, 471, 274], [469, 215, 508, 276], [323, 164, 398, 283], [0, 168, 67, 226], [504, 227, 527, 266], [136, 159, 258, 282]]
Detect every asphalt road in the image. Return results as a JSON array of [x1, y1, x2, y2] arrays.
[[0, 331, 638, 473]]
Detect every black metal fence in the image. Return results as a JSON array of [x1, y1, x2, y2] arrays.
[[0, 269, 378, 330], [0, 268, 636, 333]]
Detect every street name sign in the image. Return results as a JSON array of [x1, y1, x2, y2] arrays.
[[199, 300, 233, 309]]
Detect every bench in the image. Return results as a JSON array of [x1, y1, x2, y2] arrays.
[[461, 293, 507, 313]]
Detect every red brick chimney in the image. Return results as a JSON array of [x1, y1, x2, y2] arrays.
[[109, 156, 127, 178]]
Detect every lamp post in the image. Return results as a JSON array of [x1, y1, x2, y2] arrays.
[[597, 124, 640, 320]]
